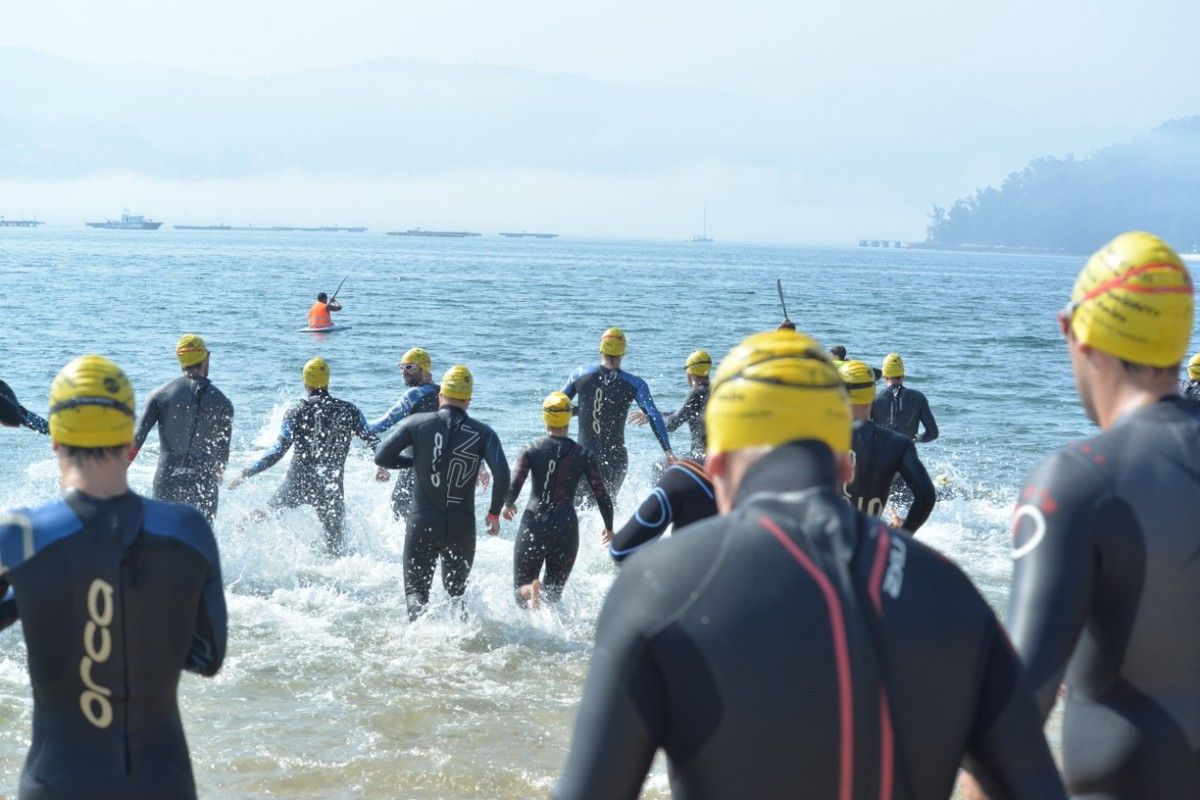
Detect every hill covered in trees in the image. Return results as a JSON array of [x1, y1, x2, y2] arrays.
[[925, 117, 1200, 253]]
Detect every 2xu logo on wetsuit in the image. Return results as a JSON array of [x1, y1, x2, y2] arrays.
[[80, 577, 116, 728]]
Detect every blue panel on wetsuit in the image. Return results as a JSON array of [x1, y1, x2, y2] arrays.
[[0, 501, 83, 570], [142, 498, 219, 568]]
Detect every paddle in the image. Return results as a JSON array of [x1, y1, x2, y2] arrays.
[[776, 278, 792, 325], [329, 274, 349, 304]]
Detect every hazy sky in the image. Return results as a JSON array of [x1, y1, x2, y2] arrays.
[[2, 1, 1198, 241]]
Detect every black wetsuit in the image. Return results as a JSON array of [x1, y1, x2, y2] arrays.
[[1181, 378, 1200, 404], [1008, 396, 1200, 798], [663, 383, 709, 460], [871, 384, 939, 443], [367, 383, 439, 520], [505, 435, 613, 604], [844, 420, 935, 533], [608, 459, 716, 563], [132, 375, 234, 522], [375, 406, 509, 620], [0, 379, 49, 434], [0, 490, 226, 800], [562, 365, 671, 500], [243, 390, 378, 554], [557, 441, 1064, 800]]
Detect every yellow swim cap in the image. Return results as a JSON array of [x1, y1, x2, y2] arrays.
[[685, 349, 712, 378], [1066, 232, 1194, 367], [303, 357, 330, 389], [400, 347, 432, 373], [441, 364, 473, 401], [839, 360, 878, 405], [175, 334, 209, 368], [1188, 352, 1200, 380], [543, 391, 573, 428], [48, 355, 136, 447], [706, 330, 851, 455], [600, 327, 627, 357], [881, 353, 905, 379]]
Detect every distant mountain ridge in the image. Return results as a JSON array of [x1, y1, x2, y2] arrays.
[[925, 117, 1200, 253]]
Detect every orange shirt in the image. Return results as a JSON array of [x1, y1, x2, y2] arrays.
[[308, 301, 332, 329]]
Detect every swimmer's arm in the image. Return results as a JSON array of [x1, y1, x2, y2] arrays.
[[0, 582, 16, 631], [961, 617, 1067, 799], [354, 408, 381, 449], [374, 419, 416, 469], [897, 444, 935, 532], [917, 396, 938, 443], [185, 551, 227, 677], [505, 449, 531, 508], [585, 460, 615, 531], [482, 430, 510, 517], [20, 408, 49, 435], [609, 487, 671, 562], [367, 387, 423, 435], [1006, 450, 1101, 719], [215, 404, 233, 471], [631, 378, 673, 455], [555, 582, 663, 800], [242, 415, 295, 478], [132, 390, 161, 451], [561, 367, 585, 401]]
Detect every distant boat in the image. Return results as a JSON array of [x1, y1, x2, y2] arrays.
[[0, 218, 43, 228], [387, 229, 481, 238], [499, 231, 559, 239], [692, 207, 714, 243], [174, 224, 368, 232], [86, 211, 162, 230]]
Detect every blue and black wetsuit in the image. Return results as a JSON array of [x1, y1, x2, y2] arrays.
[[844, 420, 935, 533], [132, 375, 234, 522], [1008, 396, 1200, 798], [608, 459, 716, 563], [556, 441, 1064, 800], [0, 490, 226, 800], [870, 384, 938, 443], [375, 406, 510, 620], [663, 383, 709, 460], [1181, 379, 1200, 404], [242, 390, 378, 554], [367, 382, 439, 520], [506, 435, 613, 605], [0, 379, 49, 434], [562, 365, 671, 500]]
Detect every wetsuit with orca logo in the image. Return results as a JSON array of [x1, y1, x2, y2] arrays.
[[132, 375, 234, 522], [506, 435, 613, 604], [0, 490, 226, 800], [243, 389, 378, 554], [663, 383, 709, 460], [1008, 396, 1200, 798], [557, 441, 1064, 800], [844, 420, 935, 533], [0, 379, 49, 434], [608, 459, 716, 563], [562, 365, 671, 500], [367, 382, 440, 520], [375, 405, 509, 620]]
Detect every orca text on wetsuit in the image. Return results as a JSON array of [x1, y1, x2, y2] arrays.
[[368, 382, 439, 519], [132, 375, 233, 522], [375, 405, 509, 619], [556, 442, 1064, 800], [845, 420, 935, 532], [506, 434, 613, 604], [608, 458, 716, 562], [0, 379, 49, 434], [241, 389, 378, 553]]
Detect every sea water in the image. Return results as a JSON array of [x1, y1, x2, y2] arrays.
[[1, 229, 1195, 798]]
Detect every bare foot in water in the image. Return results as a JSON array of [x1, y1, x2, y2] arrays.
[[519, 579, 542, 609]]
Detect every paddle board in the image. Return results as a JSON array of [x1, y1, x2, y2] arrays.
[[298, 324, 353, 333]]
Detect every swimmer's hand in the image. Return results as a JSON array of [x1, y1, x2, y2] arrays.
[[485, 513, 500, 536], [601, 529, 613, 545], [477, 468, 491, 489], [374, 466, 390, 482], [889, 509, 904, 529], [628, 410, 648, 425], [664, 451, 678, 465], [957, 772, 989, 800], [227, 473, 245, 490], [502, 504, 517, 521]]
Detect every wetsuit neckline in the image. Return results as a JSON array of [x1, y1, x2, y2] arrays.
[[1112, 393, 1194, 428], [732, 440, 839, 508]]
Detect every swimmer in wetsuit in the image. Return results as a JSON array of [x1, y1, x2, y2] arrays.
[[367, 347, 440, 519], [0, 355, 226, 800], [0, 379, 49, 434], [130, 335, 234, 522], [1181, 351, 1200, 404], [374, 365, 510, 620], [631, 349, 710, 461], [839, 360, 935, 532], [556, 330, 1064, 800], [606, 457, 715, 563], [502, 392, 613, 606], [307, 291, 342, 330], [871, 352, 939, 443], [562, 327, 674, 501], [229, 357, 381, 554], [979, 233, 1200, 800]]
